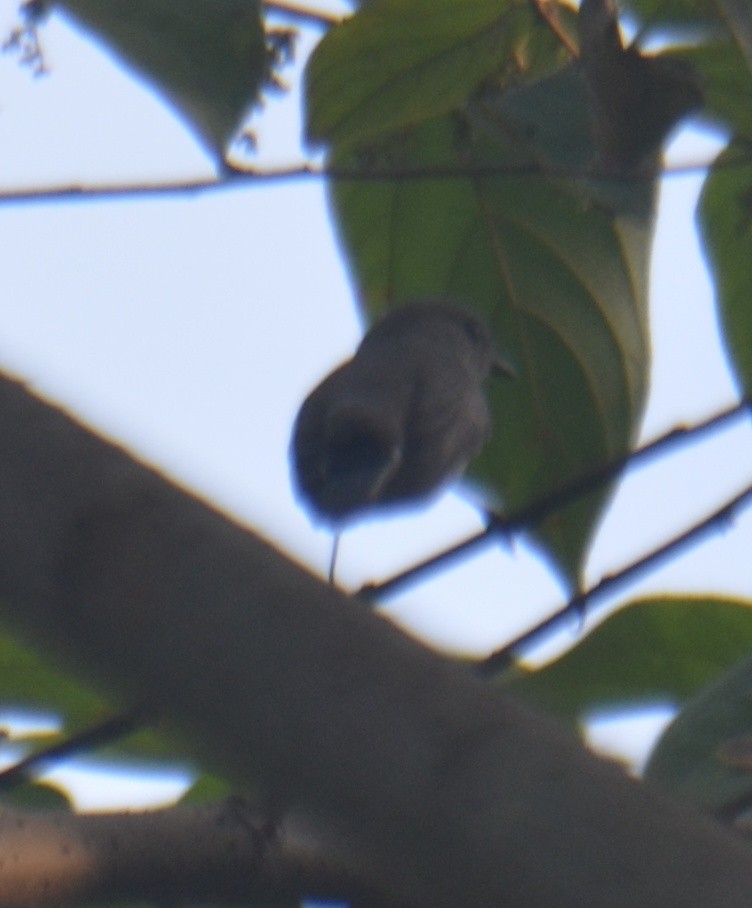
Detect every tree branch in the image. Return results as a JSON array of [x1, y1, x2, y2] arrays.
[[0, 151, 742, 208], [9, 402, 749, 794], [1, 372, 752, 905], [0, 708, 144, 791], [361, 398, 752, 601], [479, 479, 752, 676], [0, 799, 389, 907]]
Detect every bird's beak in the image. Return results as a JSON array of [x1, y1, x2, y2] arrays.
[[491, 356, 517, 380]]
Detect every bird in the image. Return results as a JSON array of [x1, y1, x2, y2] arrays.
[[290, 302, 513, 531]]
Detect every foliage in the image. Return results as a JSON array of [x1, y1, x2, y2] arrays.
[[49, 0, 268, 160], [700, 142, 752, 394], [506, 597, 752, 721], [2, 0, 752, 900], [309, 0, 655, 586], [645, 653, 752, 819]]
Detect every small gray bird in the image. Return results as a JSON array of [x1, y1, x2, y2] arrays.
[[291, 302, 512, 526]]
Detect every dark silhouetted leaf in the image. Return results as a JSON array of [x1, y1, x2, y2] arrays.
[[699, 142, 752, 394], [54, 0, 267, 160], [646, 653, 752, 817], [670, 41, 752, 139]]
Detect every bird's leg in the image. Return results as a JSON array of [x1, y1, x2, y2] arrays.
[[328, 530, 341, 585]]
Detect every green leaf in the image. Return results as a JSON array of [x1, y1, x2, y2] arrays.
[[0, 624, 186, 767], [506, 597, 752, 721], [306, 0, 539, 149], [620, 4, 752, 138], [178, 771, 237, 804], [0, 624, 106, 723], [618, 0, 720, 32], [699, 142, 752, 394], [53, 0, 267, 160], [669, 41, 752, 138], [0, 780, 73, 810], [645, 653, 752, 817], [321, 60, 653, 585], [306, 0, 706, 584]]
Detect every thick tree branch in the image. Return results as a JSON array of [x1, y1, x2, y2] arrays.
[[0, 800, 387, 907], [1, 373, 752, 906], [9, 400, 750, 786]]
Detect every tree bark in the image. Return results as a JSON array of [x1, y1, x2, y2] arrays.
[[0, 800, 393, 907], [0, 372, 751, 906]]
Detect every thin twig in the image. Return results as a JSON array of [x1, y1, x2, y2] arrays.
[[0, 149, 743, 209], [0, 707, 145, 790], [359, 398, 752, 602], [477, 480, 752, 676]]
